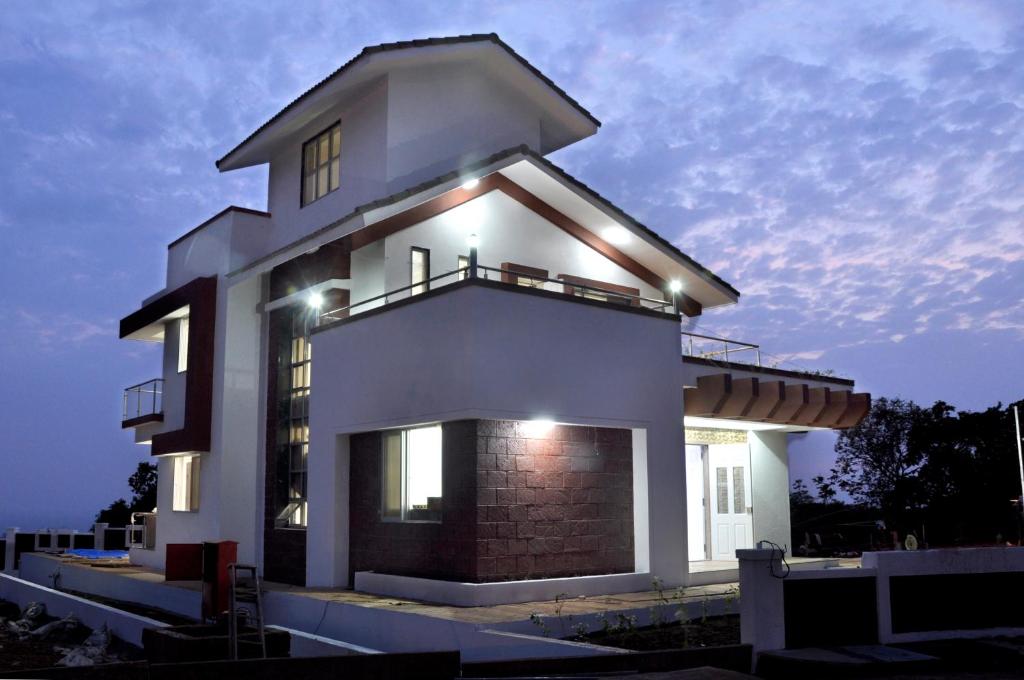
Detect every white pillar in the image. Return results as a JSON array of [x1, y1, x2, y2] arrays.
[[4, 528, 18, 573], [749, 430, 792, 552], [737, 547, 786, 655], [306, 433, 350, 587], [645, 417, 688, 587], [93, 523, 108, 551]]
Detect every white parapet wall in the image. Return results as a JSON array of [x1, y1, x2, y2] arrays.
[[353, 571, 653, 607], [18, 553, 201, 620], [864, 547, 1024, 643], [0, 573, 167, 647]]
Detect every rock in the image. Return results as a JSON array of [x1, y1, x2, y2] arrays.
[[30, 614, 83, 642], [21, 602, 46, 624]]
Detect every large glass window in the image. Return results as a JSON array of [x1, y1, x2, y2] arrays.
[[410, 247, 430, 295], [277, 307, 313, 527], [302, 123, 341, 206], [172, 454, 200, 512], [382, 425, 442, 522], [177, 317, 189, 373]]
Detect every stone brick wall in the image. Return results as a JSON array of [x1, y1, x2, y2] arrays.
[[348, 421, 478, 582], [347, 419, 634, 584], [476, 420, 634, 582]]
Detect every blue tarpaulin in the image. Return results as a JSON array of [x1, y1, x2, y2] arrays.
[[66, 549, 129, 560]]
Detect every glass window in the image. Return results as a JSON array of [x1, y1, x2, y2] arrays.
[[410, 247, 429, 295], [177, 317, 189, 373], [733, 466, 746, 515], [457, 255, 469, 281], [172, 455, 200, 512], [382, 425, 442, 522], [301, 122, 341, 206], [283, 309, 312, 527], [716, 467, 729, 514]]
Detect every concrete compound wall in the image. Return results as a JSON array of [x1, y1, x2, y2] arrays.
[[739, 546, 1024, 656], [0, 573, 168, 647], [18, 553, 201, 621]]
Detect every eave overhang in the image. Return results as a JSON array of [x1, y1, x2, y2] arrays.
[[216, 34, 599, 172]]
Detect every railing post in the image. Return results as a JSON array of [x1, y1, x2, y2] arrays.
[[469, 246, 478, 279]]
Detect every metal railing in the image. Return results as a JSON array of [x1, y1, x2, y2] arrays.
[[319, 264, 673, 324], [129, 512, 156, 550], [122, 378, 163, 422], [682, 330, 761, 366]]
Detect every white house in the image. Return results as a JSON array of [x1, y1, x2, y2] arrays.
[[119, 34, 869, 603]]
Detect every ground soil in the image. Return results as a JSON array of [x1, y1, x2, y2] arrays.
[[0, 598, 144, 672], [579, 614, 740, 651]]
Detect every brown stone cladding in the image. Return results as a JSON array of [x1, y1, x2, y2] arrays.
[[348, 419, 634, 583]]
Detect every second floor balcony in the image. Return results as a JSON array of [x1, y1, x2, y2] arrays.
[[122, 378, 163, 428]]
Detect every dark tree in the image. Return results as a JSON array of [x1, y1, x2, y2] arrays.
[[95, 462, 158, 526], [790, 479, 814, 506], [830, 397, 924, 529]]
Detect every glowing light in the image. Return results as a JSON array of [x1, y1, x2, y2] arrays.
[[522, 419, 555, 437], [467, 233, 480, 249], [602, 226, 631, 245], [461, 178, 480, 190], [307, 291, 324, 308], [669, 280, 682, 293]]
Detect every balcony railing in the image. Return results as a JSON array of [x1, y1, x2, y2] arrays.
[[682, 330, 761, 367], [122, 378, 163, 424], [320, 264, 674, 324]]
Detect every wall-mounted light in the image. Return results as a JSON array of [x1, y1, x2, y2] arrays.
[[669, 280, 682, 293], [602, 226, 631, 246], [522, 419, 555, 437], [307, 291, 324, 309], [461, 178, 480, 190]]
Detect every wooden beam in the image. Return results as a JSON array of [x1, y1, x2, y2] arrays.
[[717, 377, 759, 418], [683, 374, 732, 416], [811, 389, 850, 427], [835, 393, 871, 429], [764, 383, 809, 424], [744, 380, 785, 421]]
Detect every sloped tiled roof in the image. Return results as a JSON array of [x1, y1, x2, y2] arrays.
[[228, 144, 738, 300], [216, 34, 600, 170]]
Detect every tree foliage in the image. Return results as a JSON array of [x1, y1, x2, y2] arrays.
[[829, 397, 1024, 544], [95, 462, 158, 526]]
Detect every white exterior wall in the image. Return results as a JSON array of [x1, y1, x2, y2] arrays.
[[380, 191, 665, 302], [306, 284, 686, 588], [211, 274, 264, 565], [386, 63, 542, 187], [165, 210, 271, 291], [748, 430, 792, 553], [265, 78, 389, 255]]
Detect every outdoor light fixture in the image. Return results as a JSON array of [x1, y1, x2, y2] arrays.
[[522, 419, 555, 437], [307, 291, 324, 309], [467, 233, 480, 249], [602, 226, 631, 245], [461, 178, 480, 190], [669, 280, 682, 293]]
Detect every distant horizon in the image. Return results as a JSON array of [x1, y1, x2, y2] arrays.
[[2, 2, 1022, 530]]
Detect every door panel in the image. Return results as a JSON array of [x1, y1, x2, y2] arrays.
[[685, 445, 707, 561], [708, 444, 753, 560]]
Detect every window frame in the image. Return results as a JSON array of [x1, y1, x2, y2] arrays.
[[457, 255, 470, 281], [177, 317, 189, 373], [410, 247, 430, 296], [300, 121, 341, 207], [171, 454, 200, 512], [381, 425, 443, 524]]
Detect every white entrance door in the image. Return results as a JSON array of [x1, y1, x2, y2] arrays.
[[685, 445, 707, 561], [708, 444, 753, 560]]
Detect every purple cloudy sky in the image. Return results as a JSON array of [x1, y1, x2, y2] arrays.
[[1, 2, 1022, 529]]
